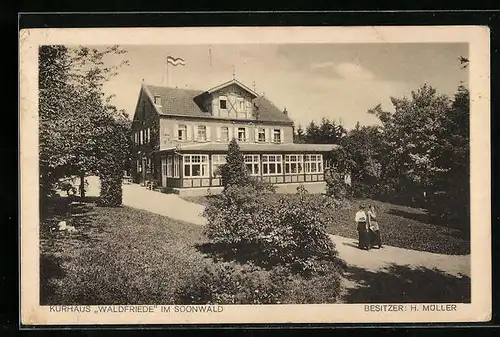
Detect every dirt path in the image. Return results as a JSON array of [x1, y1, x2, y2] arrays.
[[122, 184, 471, 303]]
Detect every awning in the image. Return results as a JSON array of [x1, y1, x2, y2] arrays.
[[158, 142, 340, 153]]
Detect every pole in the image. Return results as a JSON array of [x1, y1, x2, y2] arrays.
[[166, 61, 170, 87]]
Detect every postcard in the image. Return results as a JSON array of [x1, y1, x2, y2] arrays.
[[20, 25, 491, 325]]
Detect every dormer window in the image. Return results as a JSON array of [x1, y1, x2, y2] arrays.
[[219, 96, 227, 110], [154, 95, 161, 105]]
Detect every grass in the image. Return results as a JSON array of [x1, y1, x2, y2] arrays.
[[181, 194, 470, 255], [40, 196, 343, 305], [40, 196, 209, 305]]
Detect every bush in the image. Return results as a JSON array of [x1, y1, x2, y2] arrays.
[[325, 168, 352, 199], [203, 184, 341, 275], [176, 261, 342, 304], [219, 138, 251, 188], [99, 171, 122, 207]]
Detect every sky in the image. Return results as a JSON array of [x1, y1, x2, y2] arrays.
[[99, 43, 468, 130]]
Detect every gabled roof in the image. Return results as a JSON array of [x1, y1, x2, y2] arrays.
[[141, 82, 294, 125], [206, 79, 259, 98]]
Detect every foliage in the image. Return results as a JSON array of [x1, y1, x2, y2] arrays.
[[324, 168, 351, 199], [294, 118, 346, 145], [427, 85, 470, 230], [219, 138, 252, 188], [177, 262, 287, 304], [203, 184, 341, 275], [177, 261, 342, 305], [38, 45, 130, 201]]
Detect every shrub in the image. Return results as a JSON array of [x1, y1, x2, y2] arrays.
[[203, 184, 341, 275], [99, 170, 122, 207], [176, 262, 286, 304], [176, 261, 343, 304], [219, 138, 252, 188], [325, 168, 352, 199]]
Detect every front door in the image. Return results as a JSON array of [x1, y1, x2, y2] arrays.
[[161, 157, 167, 187], [141, 157, 147, 185]]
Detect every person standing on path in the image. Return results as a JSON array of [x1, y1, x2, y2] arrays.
[[368, 205, 382, 249], [355, 204, 370, 250]]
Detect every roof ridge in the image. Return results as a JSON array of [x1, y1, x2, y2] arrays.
[[143, 83, 204, 93]]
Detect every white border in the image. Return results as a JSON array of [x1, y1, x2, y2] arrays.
[[20, 26, 491, 325]]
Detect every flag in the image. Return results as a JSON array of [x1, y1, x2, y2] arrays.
[[166, 56, 186, 66]]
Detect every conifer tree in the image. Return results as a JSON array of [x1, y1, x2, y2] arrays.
[[219, 138, 251, 188]]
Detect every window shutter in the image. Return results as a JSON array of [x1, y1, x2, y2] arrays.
[[193, 125, 198, 141], [265, 128, 270, 143], [187, 125, 192, 141], [280, 128, 284, 143], [216, 126, 221, 141], [206, 126, 211, 141], [228, 127, 233, 140], [173, 124, 178, 139], [234, 126, 239, 141], [245, 127, 249, 142], [254, 128, 259, 143], [140, 130, 143, 144]]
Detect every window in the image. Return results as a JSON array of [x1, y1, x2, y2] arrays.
[[219, 97, 227, 110], [258, 128, 266, 142], [197, 125, 207, 141], [220, 126, 229, 141], [161, 158, 167, 177], [239, 100, 244, 111], [177, 125, 187, 141], [244, 155, 260, 176], [304, 154, 323, 174], [262, 155, 282, 175], [173, 156, 179, 177], [238, 127, 246, 141], [285, 155, 303, 174], [183, 155, 209, 178], [167, 156, 174, 177], [273, 129, 281, 143], [212, 154, 227, 177], [154, 95, 161, 105]]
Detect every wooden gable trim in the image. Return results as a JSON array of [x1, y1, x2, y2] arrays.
[[206, 79, 258, 98]]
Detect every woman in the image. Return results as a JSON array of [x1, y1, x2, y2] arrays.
[[367, 205, 382, 249], [355, 204, 370, 250]]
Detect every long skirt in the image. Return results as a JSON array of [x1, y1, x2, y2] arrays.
[[357, 222, 369, 249], [370, 229, 382, 248]]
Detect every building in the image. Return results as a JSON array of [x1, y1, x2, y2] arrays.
[[131, 79, 339, 196]]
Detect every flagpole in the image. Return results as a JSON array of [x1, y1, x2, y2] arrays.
[[166, 61, 170, 87]]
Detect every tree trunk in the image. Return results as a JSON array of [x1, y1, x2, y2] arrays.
[[79, 172, 86, 198]]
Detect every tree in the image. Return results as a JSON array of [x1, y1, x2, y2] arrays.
[[38, 45, 130, 201], [368, 84, 452, 198], [302, 118, 345, 144], [219, 138, 252, 188], [428, 85, 470, 230], [294, 125, 306, 143]]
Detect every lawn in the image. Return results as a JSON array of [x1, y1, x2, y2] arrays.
[[40, 196, 209, 305], [40, 196, 342, 305], [181, 195, 470, 255]]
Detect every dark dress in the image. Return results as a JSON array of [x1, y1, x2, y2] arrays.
[[368, 212, 382, 248], [357, 221, 369, 249]]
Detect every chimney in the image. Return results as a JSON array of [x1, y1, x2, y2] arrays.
[[283, 107, 288, 115]]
